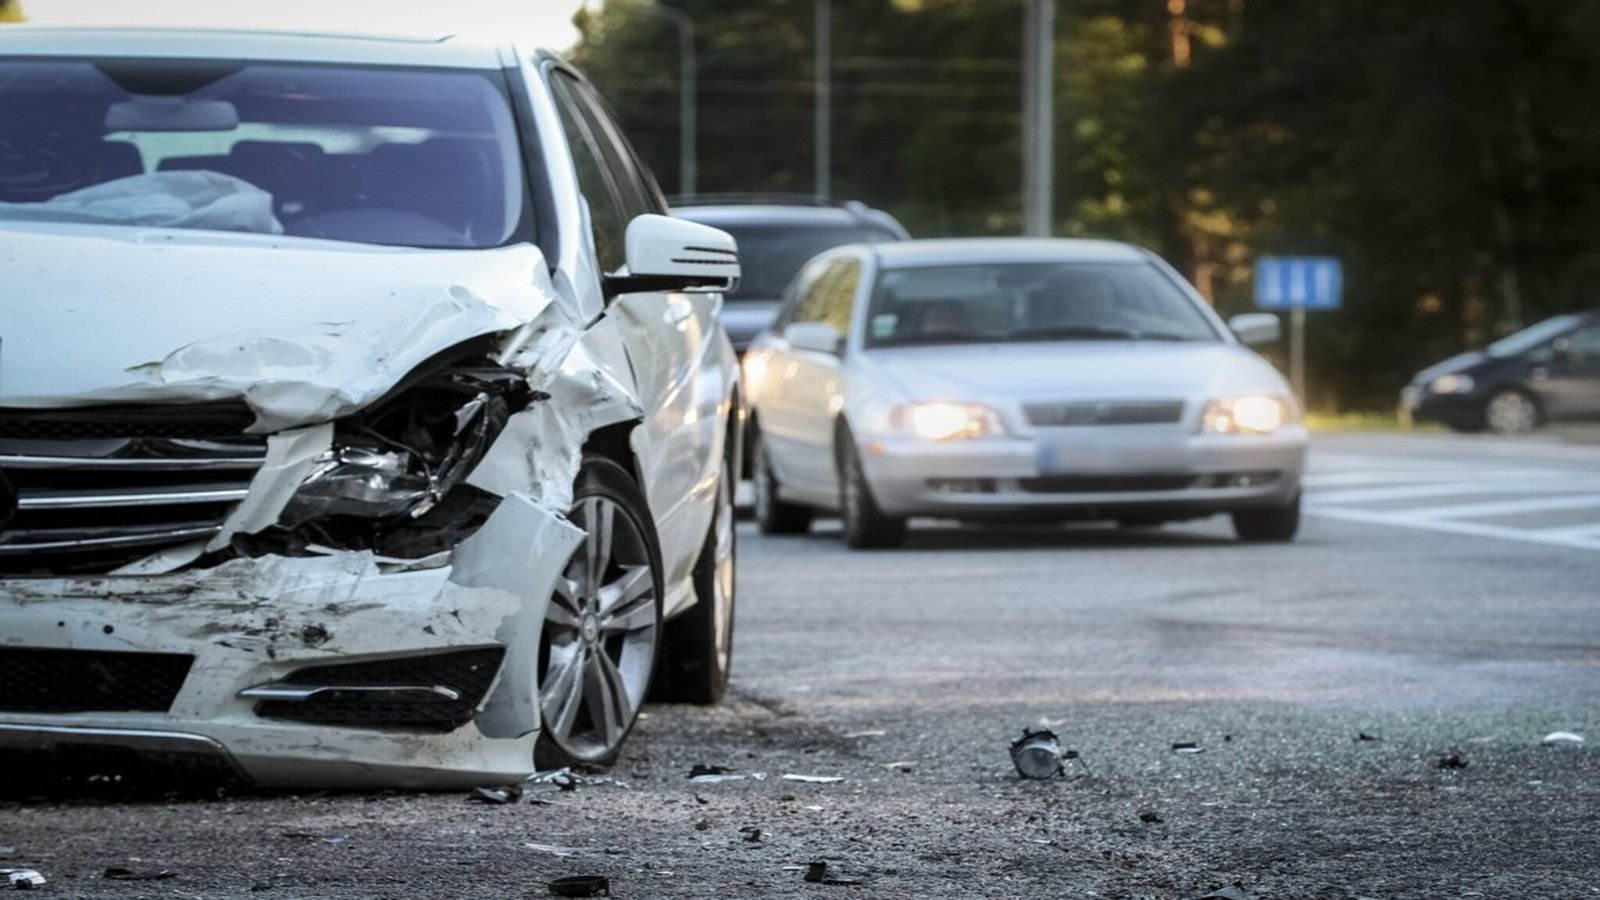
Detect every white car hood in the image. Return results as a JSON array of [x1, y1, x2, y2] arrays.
[[0, 226, 558, 432], [861, 340, 1288, 404]]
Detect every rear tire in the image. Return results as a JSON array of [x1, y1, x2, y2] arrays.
[[839, 436, 907, 549], [534, 458, 662, 770], [1231, 492, 1301, 543], [752, 429, 813, 534], [1483, 389, 1540, 435], [653, 460, 736, 704]]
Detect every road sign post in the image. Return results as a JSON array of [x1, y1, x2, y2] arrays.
[[1254, 256, 1342, 403]]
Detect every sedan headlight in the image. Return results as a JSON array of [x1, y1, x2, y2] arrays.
[[1201, 395, 1293, 435], [898, 402, 1005, 441], [1428, 373, 1474, 394]]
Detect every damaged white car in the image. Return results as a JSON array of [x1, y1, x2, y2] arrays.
[[0, 28, 743, 788]]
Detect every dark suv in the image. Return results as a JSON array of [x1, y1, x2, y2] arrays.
[[672, 194, 910, 352]]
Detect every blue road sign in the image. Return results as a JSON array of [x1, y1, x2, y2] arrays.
[[1255, 256, 1343, 311]]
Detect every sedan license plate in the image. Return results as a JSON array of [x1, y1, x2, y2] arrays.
[[1035, 433, 1185, 475]]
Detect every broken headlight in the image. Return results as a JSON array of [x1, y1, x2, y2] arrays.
[[279, 365, 531, 531]]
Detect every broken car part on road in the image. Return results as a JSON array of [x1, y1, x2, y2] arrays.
[[0, 28, 742, 789]]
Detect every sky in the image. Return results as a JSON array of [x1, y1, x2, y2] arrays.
[[18, 0, 591, 50]]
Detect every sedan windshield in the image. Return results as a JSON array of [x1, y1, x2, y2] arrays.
[[0, 59, 528, 248], [864, 260, 1219, 348]]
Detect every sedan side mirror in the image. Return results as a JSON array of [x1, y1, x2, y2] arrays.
[[1228, 313, 1282, 346], [603, 214, 741, 299], [784, 321, 844, 355]]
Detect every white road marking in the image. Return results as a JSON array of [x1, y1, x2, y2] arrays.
[[1306, 504, 1600, 551], [1397, 493, 1600, 521]]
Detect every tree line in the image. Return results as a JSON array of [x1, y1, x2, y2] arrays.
[[574, 0, 1600, 410]]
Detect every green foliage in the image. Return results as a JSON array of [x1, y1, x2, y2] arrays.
[[575, 0, 1600, 410]]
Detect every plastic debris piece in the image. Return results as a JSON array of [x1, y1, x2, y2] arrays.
[[1011, 729, 1065, 779], [1172, 742, 1204, 754], [694, 818, 712, 832], [688, 764, 732, 779], [522, 842, 580, 858], [884, 761, 917, 772], [842, 729, 886, 739], [782, 774, 844, 784], [1541, 731, 1585, 746], [1138, 810, 1164, 824], [740, 826, 763, 843], [1436, 753, 1468, 770], [470, 785, 523, 804], [104, 867, 178, 881], [1357, 732, 1382, 742], [547, 874, 610, 897], [3, 869, 46, 890], [1193, 884, 1251, 900], [803, 861, 865, 886]]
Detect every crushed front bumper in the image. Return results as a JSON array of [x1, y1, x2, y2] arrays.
[[859, 426, 1307, 519], [0, 495, 580, 789]]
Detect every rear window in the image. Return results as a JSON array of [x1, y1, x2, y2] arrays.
[[706, 221, 901, 302], [0, 58, 530, 248]]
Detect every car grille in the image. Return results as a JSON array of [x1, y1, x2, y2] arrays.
[[1018, 475, 1198, 493], [1023, 399, 1185, 427], [0, 404, 266, 574], [253, 647, 507, 732], [0, 647, 195, 713]]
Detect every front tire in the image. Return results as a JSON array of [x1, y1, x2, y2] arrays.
[[535, 458, 663, 769], [1483, 389, 1540, 435], [839, 436, 906, 549], [653, 460, 736, 704], [1231, 492, 1301, 543]]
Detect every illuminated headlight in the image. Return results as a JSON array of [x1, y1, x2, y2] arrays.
[[1428, 373, 1474, 394], [899, 402, 1005, 441], [1201, 396, 1292, 435]]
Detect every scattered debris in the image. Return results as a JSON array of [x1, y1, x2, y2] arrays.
[[1011, 729, 1064, 779], [688, 764, 732, 779], [1193, 883, 1251, 900], [687, 765, 766, 784], [694, 794, 709, 805], [3, 869, 45, 890], [1171, 742, 1205, 754], [1436, 753, 1468, 770], [1138, 810, 1164, 824], [103, 867, 178, 881], [842, 729, 886, 739], [782, 774, 844, 784], [522, 842, 580, 858], [528, 768, 627, 791], [803, 861, 865, 886], [694, 818, 712, 832], [1357, 731, 1382, 742], [740, 826, 763, 843], [1541, 731, 1585, 746], [884, 761, 917, 772], [470, 785, 523, 805], [546, 874, 610, 897], [281, 832, 347, 844]]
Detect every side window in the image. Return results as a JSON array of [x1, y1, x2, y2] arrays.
[[549, 74, 627, 274], [791, 257, 860, 335], [1559, 325, 1600, 361]]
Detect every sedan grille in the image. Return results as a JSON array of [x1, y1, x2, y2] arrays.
[[1019, 475, 1198, 493], [252, 648, 508, 732], [0, 647, 194, 713], [0, 404, 266, 574], [1024, 399, 1185, 427]]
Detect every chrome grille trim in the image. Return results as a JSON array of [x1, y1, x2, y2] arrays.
[[0, 455, 265, 471], [1024, 399, 1186, 427], [18, 486, 254, 510]]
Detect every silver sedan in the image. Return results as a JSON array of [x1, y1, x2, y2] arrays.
[[742, 238, 1308, 547]]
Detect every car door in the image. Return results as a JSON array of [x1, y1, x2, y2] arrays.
[[546, 67, 717, 590], [1537, 323, 1600, 419], [765, 254, 861, 495]]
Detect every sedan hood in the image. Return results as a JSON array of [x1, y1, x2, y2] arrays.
[[0, 226, 557, 431], [1411, 350, 1489, 386], [861, 341, 1288, 403]]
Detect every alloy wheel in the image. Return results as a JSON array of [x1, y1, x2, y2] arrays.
[[1484, 390, 1538, 435]]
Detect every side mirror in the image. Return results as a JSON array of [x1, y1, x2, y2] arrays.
[[603, 214, 740, 299], [1228, 313, 1281, 346], [784, 321, 843, 355]]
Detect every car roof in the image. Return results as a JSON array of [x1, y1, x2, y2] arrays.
[[0, 26, 509, 68], [868, 237, 1149, 268]]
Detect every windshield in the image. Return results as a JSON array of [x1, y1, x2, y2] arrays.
[[713, 222, 901, 301], [1487, 314, 1585, 358], [864, 260, 1220, 348], [0, 59, 528, 248]]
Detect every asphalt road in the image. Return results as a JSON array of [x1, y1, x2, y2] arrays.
[[4, 432, 1597, 898]]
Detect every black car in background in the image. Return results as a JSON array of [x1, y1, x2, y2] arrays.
[[1402, 311, 1600, 434], [671, 194, 910, 352]]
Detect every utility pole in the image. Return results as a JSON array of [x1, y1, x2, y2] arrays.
[[1021, 0, 1055, 236], [648, 4, 697, 196], [814, 0, 832, 199]]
